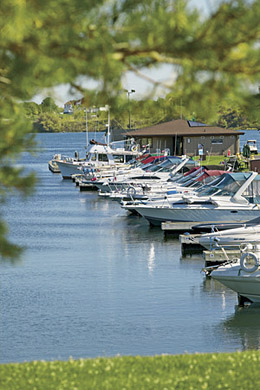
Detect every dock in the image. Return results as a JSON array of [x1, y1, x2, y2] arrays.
[[79, 182, 98, 191], [161, 221, 201, 234], [203, 249, 240, 266], [178, 231, 241, 266], [179, 233, 204, 254], [161, 220, 218, 234]]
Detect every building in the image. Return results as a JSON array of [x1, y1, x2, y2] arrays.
[[126, 119, 244, 156], [63, 99, 83, 114]]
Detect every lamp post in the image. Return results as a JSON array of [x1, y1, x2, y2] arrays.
[[85, 107, 99, 147], [99, 105, 110, 145], [125, 89, 135, 130]]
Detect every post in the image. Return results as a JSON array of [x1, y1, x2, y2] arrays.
[[107, 107, 110, 146], [85, 108, 88, 147], [126, 89, 135, 129], [99, 105, 110, 146]]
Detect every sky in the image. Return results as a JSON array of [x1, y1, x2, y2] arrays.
[[32, 0, 216, 106]]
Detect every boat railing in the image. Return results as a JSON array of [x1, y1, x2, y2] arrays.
[[110, 140, 140, 152]]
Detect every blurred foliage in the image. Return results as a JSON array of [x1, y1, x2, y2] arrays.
[[0, 0, 259, 259]]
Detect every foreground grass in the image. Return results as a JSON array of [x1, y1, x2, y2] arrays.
[[1, 351, 260, 390]]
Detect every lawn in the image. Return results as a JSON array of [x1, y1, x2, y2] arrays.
[[1, 351, 260, 390]]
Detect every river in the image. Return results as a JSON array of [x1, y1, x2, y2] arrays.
[[0, 130, 260, 363]]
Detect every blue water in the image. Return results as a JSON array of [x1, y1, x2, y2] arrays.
[[1, 130, 260, 363]]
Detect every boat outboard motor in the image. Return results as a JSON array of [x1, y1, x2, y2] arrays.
[[75, 151, 79, 161]]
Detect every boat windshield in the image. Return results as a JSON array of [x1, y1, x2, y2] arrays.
[[242, 176, 260, 203], [143, 158, 179, 172], [196, 174, 244, 197]]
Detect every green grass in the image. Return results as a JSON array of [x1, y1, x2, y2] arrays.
[[1, 351, 260, 390], [194, 155, 226, 166]]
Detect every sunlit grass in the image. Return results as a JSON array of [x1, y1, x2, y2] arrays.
[[1, 352, 260, 390]]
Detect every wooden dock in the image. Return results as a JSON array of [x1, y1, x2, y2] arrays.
[[203, 249, 240, 266], [161, 221, 200, 234]]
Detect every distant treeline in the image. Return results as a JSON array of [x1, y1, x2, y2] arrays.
[[23, 96, 259, 133]]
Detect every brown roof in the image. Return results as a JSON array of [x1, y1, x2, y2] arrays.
[[126, 119, 244, 137]]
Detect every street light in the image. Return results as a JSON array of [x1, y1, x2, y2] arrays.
[[125, 89, 135, 130], [85, 107, 99, 147], [99, 105, 110, 145]]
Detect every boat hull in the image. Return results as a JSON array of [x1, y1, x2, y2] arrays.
[[135, 204, 260, 227], [212, 273, 260, 303], [56, 161, 85, 179], [199, 225, 260, 249]]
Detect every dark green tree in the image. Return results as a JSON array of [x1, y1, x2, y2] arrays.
[[40, 97, 60, 113]]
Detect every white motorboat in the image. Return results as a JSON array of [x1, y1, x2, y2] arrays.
[[208, 245, 260, 305], [48, 154, 61, 173], [95, 156, 198, 193], [130, 172, 260, 227], [120, 168, 225, 205], [198, 223, 260, 250], [55, 142, 140, 179]]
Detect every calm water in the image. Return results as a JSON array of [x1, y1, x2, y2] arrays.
[[1, 130, 260, 364]]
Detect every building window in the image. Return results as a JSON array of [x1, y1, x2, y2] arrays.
[[211, 139, 223, 145]]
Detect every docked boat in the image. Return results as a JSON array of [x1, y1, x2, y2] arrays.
[[198, 223, 260, 250], [55, 142, 140, 179], [130, 172, 260, 227], [94, 156, 198, 193], [120, 168, 226, 205], [48, 154, 61, 173], [207, 245, 260, 305]]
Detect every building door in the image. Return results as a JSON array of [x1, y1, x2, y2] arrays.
[[172, 136, 183, 155]]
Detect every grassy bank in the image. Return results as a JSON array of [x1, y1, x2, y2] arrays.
[[1, 351, 260, 390]]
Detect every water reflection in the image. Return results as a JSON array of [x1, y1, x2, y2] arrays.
[[148, 243, 155, 273], [219, 304, 260, 350]]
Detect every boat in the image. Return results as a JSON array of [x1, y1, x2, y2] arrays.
[[206, 244, 260, 305], [55, 143, 140, 179], [198, 223, 260, 250], [48, 154, 61, 173], [120, 168, 226, 205], [94, 156, 198, 193], [130, 172, 260, 227]]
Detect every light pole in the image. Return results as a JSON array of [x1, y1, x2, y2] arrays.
[[85, 107, 99, 147], [99, 105, 110, 145], [125, 89, 135, 129]]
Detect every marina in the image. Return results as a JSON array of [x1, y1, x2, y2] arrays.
[[1, 130, 260, 364]]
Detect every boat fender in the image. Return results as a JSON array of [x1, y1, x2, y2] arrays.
[[240, 252, 259, 273], [127, 186, 136, 198]]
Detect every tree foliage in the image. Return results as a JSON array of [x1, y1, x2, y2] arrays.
[[0, 0, 259, 259]]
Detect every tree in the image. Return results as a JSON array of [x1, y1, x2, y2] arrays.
[[40, 97, 60, 113], [0, 0, 259, 259], [22, 102, 42, 117]]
